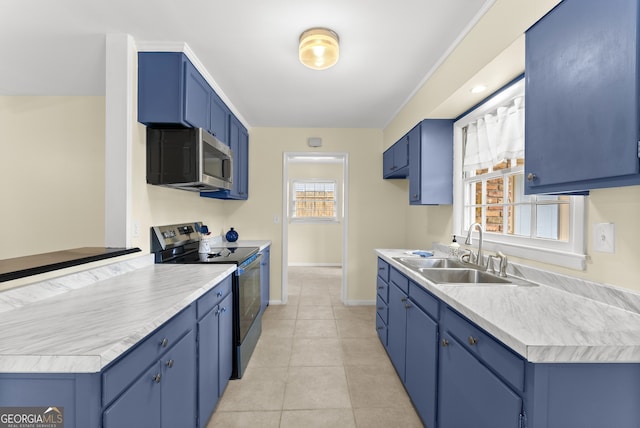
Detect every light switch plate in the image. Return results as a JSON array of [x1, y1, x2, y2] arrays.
[[593, 223, 615, 253]]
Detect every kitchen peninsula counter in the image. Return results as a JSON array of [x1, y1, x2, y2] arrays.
[[0, 255, 235, 373], [377, 249, 640, 363], [0, 247, 141, 283]]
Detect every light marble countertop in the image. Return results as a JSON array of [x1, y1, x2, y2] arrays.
[[0, 258, 235, 373], [377, 249, 640, 363]]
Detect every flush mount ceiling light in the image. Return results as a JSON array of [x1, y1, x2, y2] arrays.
[[299, 27, 340, 70], [470, 85, 487, 94]]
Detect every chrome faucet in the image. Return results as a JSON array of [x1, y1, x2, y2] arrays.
[[464, 223, 484, 265]]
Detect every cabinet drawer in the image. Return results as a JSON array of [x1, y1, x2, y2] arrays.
[[197, 275, 232, 319], [409, 281, 438, 320], [376, 277, 389, 304], [442, 307, 524, 392], [376, 314, 388, 346], [389, 268, 409, 294], [376, 293, 388, 324], [102, 304, 196, 405], [377, 258, 389, 282]]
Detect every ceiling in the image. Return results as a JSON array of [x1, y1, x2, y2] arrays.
[[0, 0, 493, 128]]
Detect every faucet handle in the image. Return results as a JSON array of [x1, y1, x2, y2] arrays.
[[497, 252, 508, 277]]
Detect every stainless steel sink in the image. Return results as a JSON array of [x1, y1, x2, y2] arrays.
[[393, 257, 468, 269], [417, 268, 512, 285]]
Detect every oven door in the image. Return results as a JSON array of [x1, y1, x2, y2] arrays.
[[235, 253, 262, 344]]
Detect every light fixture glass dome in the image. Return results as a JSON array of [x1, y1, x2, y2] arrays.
[[299, 28, 340, 70]]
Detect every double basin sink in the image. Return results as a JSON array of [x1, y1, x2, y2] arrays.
[[393, 256, 536, 287]]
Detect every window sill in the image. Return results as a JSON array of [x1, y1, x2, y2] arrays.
[[465, 237, 587, 271]]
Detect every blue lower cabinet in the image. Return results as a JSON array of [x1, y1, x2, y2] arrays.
[[438, 333, 522, 428], [525, 363, 640, 428], [161, 330, 197, 428], [405, 301, 438, 428], [387, 281, 408, 378], [103, 363, 162, 428], [197, 277, 234, 428], [377, 259, 640, 427], [104, 329, 197, 428], [0, 373, 101, 428], [218, 293, 234, 397]]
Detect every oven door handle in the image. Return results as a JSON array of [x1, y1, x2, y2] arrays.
[[236, 253, 262, 276]]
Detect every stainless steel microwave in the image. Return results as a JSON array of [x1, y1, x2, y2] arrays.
[[146, 127, 233, 192]]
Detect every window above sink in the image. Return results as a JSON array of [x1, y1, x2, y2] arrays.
[[452, 78, 587, 270]]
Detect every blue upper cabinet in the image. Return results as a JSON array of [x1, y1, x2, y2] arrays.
[[201, 114, 249, 200], [210, 91, 230, 143], [409, 119, 453, 205], [525, 0, 640, 194], [138, 52, 230, 145], [383, 135, 409, 178]]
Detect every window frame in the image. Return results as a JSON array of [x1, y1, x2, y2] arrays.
[[452, 78, 587, 270], [289, 179, 339, 223]]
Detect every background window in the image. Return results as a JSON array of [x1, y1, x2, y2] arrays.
[[290, 180, 338, 221]]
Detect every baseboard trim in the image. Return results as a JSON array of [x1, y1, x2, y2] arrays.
[[344, 300, 375, 306]]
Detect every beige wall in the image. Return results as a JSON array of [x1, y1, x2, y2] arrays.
[[287, 161, 343, 266], [236, 127, 405, 303], [0, 96, 106, 259]]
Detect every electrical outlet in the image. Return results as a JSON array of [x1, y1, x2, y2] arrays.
[[273, 215, 280, 224], [132, 221, 140, 238], [593, 223, 615, 253]]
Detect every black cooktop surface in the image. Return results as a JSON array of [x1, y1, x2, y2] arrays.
[[171, 247, 259, 265]]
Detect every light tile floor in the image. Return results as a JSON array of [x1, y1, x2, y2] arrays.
[[208, 266, 423, 427]]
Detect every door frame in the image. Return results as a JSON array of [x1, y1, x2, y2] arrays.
[[281, 152, 349, 304]]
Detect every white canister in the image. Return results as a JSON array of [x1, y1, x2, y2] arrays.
[[198, 235, 211, 254]]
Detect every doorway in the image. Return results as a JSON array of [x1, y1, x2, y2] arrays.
[[281, 152, 349, 305]]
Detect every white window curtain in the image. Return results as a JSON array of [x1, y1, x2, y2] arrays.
[[463, 96, 525, 171]]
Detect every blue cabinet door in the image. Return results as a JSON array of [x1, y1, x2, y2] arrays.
[[525, 0, 640, 193], [218, 293, 234, 395], [387, 282, 407, 380], [138, 52, 186, 126], [409, 119, 453, 205], [200, 114, 249, 200], [383, 137, 410, 178], [161, 329, 197, 428], [438, 334, 522, 428], [210, 91, 229, 144], [197, 306, 220, 428], [405, 302, 438, 428], [103, 363, 162, 428], [183, 59, 211, 131]]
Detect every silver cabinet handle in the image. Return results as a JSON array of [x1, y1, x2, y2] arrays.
[[468, 336, 478, 346], [220, 307, 227, 314], [152, 373, 162, 383], [160, 338, 169, 348], [527, 173, 537, 182], [216, 291, 223, 297], [377, 326, 384, 331], [166, 359, 174, 368], [441, 339, 449, 347]]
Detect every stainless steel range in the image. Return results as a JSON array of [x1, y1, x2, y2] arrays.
[[151, 222, 262, 379]]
